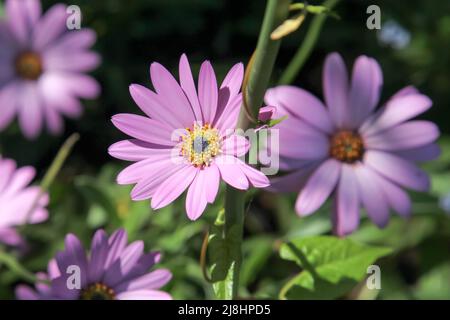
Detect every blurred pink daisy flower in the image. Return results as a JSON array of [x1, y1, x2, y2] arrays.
[[0, 157, 48, 246], [109, 54, 269, 220], [16, 229, 172, 300], [0, 0, 100, 139], [266, 52, 440, 236]]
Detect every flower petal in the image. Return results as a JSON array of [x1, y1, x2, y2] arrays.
[[393, 143, 441, 163], [186, 171, 208, 220], [151, 165, 197, 210], [179, 54, 203, 121], [222, 134, 250, 157], [323, 52, 350, 128], [264, 86, 334, 134], [353, 164, 390, 227], [295, 159, 341, 216], [116, 269, 172, 292], [348, 55, 383, 127], [364, 150, 430, 192], [109, 139, 170, 162], [198, 60, 218, 124], [111, 114, 176, 146], [88, 229, 109, 283], [116, 289, 172, 300], [32, 4, 67, 50], [268, 161, 318, 193], [364, 121, 440, 151], [333, 164, 360, 236], [150, 62, 195, 127], [216, 155, 249, 190], [361, 93, 432, 136]]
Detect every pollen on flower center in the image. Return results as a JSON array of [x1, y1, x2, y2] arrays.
[[329, 130, 364, 163], [80, 282, 115, 300], [15, 51, 43, 80], [181, 123, 220, 167]]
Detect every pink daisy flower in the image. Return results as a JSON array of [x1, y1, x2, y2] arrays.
[[266, 52, 440, 236], [0, 157, 48, 246], [0, 0, 100, 139], [16, 229, 172, 300], [109, 54, 269, 220]]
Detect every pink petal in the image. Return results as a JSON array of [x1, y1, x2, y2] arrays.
[[220, 62, 244, 99], [116, 290, 172, 300], [151, 165, 197, 210], [348, 56, 383, 128], [215, 155, 249, 190], [111, 114, 176, 147], [186, 171, 208, 220], [237, 161, 270, 188], [129, 84, 184, 129], [264, 86, 333, 134], [393, 143, 441, 163], [198, 60, 218, 124], [222, 134, 250, 157], [214, 93, 242, 134], [18, 82, 44, 139], [130, 163, 185, 201], [0, 158, 17, 192], [32, 4, 67, 50], [364, 150, 430, 192], [204, 164, 220, 203], [333, 164, 360, 236], [295, 159, 341, 216], [116, 269, 172, 292], [43, 51, 101, 72], [46, 29, 97, 52], [364, 120, 439, 151], [361, 93, 432, 136], [88, 229, 108, 283], [109, 139, 170, 162], [179, 54, 203, 121], [0, 81, 20, 130], [276, 118, 330, 160], [268, 161, 318, 193], [150, 62, 195, 127], [323, 52, 350, 129], [2, 166, 35, 197], [116, 151, 174, 185], [353, 164, 390, 227], [43, 102, 64, 135], [6, 0, 41, 45], [370, 170, 412, 217]]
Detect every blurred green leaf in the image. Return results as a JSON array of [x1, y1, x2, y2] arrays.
[[279, 236, 392, 299]]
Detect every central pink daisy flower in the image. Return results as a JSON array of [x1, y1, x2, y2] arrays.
[[109, 54, 269, 220], [266, 52, 440, 236]]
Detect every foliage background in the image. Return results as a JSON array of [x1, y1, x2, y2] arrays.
[[0, 0, 449, 299]]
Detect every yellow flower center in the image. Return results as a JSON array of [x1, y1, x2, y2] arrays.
[[329, 130, 365, 163], [15, 51, 43, 80], [80, 283, 115, 300], [181, 123, 221, 167]]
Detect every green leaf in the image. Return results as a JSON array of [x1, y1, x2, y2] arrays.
[[241, 236, 274, 287], [279, 236, 392, 299], [209, 223, 241, 300]]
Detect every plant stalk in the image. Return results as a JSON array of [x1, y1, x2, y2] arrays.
[[222, 0, 290, 300], [278, 0, 339, 85]]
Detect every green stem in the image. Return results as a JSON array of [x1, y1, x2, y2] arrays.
[[278, 0, 339, 85], [22, 133, 80, 226], [0, 250, 42, 284], [222, 0, 290, 300]]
